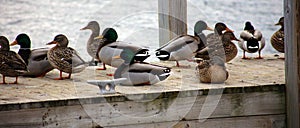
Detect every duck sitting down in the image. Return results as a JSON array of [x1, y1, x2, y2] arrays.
[[197, 56, 228, 83], [114, 62, 171, 86]]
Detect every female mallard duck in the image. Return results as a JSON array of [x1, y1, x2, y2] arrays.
[[0, 36, 27, 84], [47, 34, 87, 80], [10, 33, 54, 77], [195, 22, 235, 62], [114, 62, 171, 86], [271, 17, 284, 53], [197, 56, 228, 83], [80, 21, 101, 65], [96, 28, 150, 70], [238, 21, 265, 59], [222, 31, 239, 62], [156, 20, 213, 67]]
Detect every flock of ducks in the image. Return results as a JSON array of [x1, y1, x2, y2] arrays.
[[0, 17, 284, 85]]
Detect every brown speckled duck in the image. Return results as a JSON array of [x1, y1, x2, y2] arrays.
[[47, 34, 87, 80], [271, 17, 284, 53], [197, 56, 228, 83], [0, 36, 27, 84]]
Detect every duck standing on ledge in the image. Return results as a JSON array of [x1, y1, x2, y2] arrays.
[[197, 56, 228, 83], [47, 34, 87, 80], [0, 36, 27, 84], [238, 21, 265, 59], [80, 21, 101, 65], [195, 22, 234, 62], [10, 33, 54, 77], [156, 20, 213, 67], [271, 17, 284, 53], [95, 28, 150, 70]]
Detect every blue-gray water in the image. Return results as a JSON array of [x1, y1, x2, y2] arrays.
[[0, 0, 283, 61]]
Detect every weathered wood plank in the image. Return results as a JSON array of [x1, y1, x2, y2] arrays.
[[158, 0, 187, 46], [0, 89, 285, 127], [107, 114, 286, 128], [285, 0, 300, 127]]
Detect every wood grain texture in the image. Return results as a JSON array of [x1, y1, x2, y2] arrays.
[[158, 0, 187, 46], [0, 89, 285, 127], [285, 0, 300, 127]]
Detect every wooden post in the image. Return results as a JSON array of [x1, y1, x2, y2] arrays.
[[285, 0, 300, 127], [158, 0, 187, 46]]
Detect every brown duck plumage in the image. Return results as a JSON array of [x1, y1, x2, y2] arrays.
[[197, 56, 228, 83], [271, 17, 284, 53], [0, 36, 27, 84]]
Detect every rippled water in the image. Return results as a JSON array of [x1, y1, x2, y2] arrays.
[[0, 0, 283, 61]]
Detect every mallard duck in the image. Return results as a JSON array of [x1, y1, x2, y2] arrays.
[[197, 56, 228, 83], [194, 20, 214, 50], [271, 17, 284, 53], [114, 62, 171, 86], [80, 21, 101, 65], [195, 22, 234, 62], [47, 34, 87, 80], [0, 36, 27, 84], [96, 28, 150, 70], [156, 20, 213, 67], [10, 33, 54, 77], [238, 21, 265, 59]]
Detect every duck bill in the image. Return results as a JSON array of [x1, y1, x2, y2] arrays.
[[206, 26, 214, 31], [10, 40, 18, 46], [46, 41, 58, 45], [94, 35, 104, 40], [225, 27, 234, 32], [275, 22, 280, 26], [80, 26, 88, 30]]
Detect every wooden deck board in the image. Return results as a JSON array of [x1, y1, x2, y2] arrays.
[[0, 55, 285, 105]]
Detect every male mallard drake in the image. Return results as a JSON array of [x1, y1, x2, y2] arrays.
[[271, 17, 284, 53], [10, 33, 54, 77], [156, 20, 213, 67], [0, 36, 27, 84], [197, 56, 228, 83], [238, 21, 265, 59], [114, 62, 171, 86], [195, 22, 234, 62], [47, 34, 87, 80], [80, 21, 101, 65], [96, 28, 150, 70]]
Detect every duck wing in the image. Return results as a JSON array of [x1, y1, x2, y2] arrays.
[[253, 30, 263, 41], [30, 48, 49, 61], [0, 51, 27, 71], [157, 35, 198, 52], [240, 31, 254, 41]]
